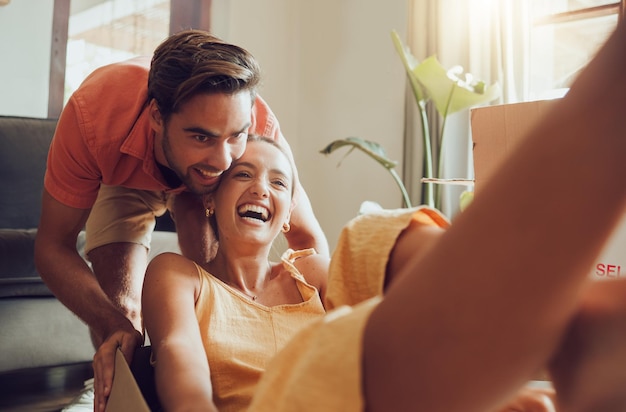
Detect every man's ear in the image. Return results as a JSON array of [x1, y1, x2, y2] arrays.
[[148, 98, 164, 133]]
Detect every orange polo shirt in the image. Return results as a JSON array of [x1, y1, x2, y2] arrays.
[[44, 56, 282, 209]]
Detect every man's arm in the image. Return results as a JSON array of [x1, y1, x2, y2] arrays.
[[286, 181, 330, 256], [35, 194, 140, 335], [274, 129, 329, 256], [35, 190, 137, 338], [36, 190, 144, 411]]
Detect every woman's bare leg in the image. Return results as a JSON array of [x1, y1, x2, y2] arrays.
[[363, 19, 626, 412]]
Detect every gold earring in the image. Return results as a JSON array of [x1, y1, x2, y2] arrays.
[[205, 208, 214, 217], [282, 222, 291, 233]]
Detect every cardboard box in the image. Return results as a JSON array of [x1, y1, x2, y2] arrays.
[[471, 99, 625, 280], [105, 349, 150, 412], [471, 99, 559, 191]]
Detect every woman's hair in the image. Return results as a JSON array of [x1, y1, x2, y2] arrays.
[[148, 29, 261, 120]]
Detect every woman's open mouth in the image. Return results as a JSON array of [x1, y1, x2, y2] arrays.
[[237, 204, 270, 222]]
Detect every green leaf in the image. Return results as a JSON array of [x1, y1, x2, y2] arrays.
[[320, 137, 412, 208], [459, 190, 474, 211], [391, 30, 427, 105], [413, 56, 500, 116], [412, 56, 452, 115], [446, 74, 501, 114], [319, 137, 398, 169]]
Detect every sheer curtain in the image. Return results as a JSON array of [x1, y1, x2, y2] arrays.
[[402, 0, 529, 217]]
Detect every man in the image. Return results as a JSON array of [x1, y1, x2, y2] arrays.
[[34, 29, 327, 407]]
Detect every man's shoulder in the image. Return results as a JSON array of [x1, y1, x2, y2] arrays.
[[63, 57, 151, 145], [73, 57, 150, 112], [82, 56, 151, 86]]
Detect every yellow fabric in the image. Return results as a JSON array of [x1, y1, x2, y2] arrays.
[[250, 206, 449, 411], [193, 248, 325, 412], [325, 206, 450, 309]]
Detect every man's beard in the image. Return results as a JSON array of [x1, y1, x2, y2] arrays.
[[161, 128, 218, 195]]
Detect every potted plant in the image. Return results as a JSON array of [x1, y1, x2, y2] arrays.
[[321, 30, 500, 211]]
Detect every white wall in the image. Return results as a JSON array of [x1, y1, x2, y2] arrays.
[[213, 0, 409, 249], [0, 0, 409, 251], [0, 1, 54, 117]]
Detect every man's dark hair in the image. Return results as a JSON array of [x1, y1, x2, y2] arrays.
[[148, 29, 261, 120]]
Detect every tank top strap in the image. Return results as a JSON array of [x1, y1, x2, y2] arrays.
[[280, 248, 319, 301]]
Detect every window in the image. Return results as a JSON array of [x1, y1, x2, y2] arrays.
[[49, 0, 212, 117], [65, 0, 170, 105], [529, 0, 622, 100]]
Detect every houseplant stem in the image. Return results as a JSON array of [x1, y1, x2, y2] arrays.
[[418, 100, 435, 209]]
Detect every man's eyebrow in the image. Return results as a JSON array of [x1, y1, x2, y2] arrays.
[[183, 122, 252, 137], [183, 126, 217, 137]]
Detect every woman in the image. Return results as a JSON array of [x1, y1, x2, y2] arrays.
[[142, 136, 329, 411]]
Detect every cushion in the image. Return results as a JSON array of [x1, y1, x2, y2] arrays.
[[0, 116, 57, 229], [0, 229, 87, 298], [0, 229, 39, 280]]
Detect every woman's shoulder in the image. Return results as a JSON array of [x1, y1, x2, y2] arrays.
[[146, 252, 201, 281], [149, 251, 193, 266], [143, 253, 203, 305], [291, 250, 329, 298]]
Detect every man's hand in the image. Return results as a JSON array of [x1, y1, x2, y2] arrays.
[[92, 328, 143, 412]]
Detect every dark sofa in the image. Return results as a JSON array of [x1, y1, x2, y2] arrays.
[[0, 115, 180, 373]]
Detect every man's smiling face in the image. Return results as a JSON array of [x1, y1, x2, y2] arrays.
[[152, 91, 252, 195]]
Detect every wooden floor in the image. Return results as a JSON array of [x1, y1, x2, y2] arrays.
[[0, 362, 93, 412]]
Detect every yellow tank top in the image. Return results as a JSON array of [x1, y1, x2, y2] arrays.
[[193, 248, 325, 412]]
